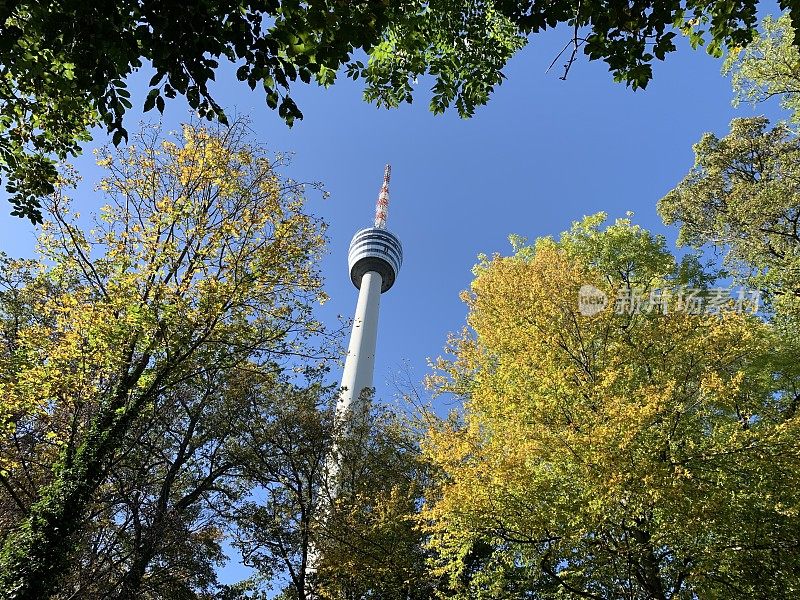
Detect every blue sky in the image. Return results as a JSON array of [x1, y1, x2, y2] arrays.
[[0, 7, 790, 585]]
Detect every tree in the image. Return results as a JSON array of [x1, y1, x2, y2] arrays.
[[3, 1, 797, 223], [0, 118, 329, 599], [421, 215, 800, 598], [313, 404, 433, 600], [53, 359, 259, 599], [233, 385, 435, 600], [658, 116, 800, 320], [232, 378, 335, 600], [661, 14, 800, 321], [0, 253, 273, 599], [725, 13, 800, 123]]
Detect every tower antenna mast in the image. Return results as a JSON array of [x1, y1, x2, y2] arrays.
[[374, 164, 391, 229]]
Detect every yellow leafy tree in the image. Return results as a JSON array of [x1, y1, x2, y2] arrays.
[[314, 407, 432, 600], [0, 119, 328, 600], [423, 214, 800, 599]]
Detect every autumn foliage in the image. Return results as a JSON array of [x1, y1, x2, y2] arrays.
[[0, 120, 328, 599], [422, 216, 800, 598]]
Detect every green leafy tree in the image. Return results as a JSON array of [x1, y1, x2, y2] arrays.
[[659, 116, 800, 320], [422, 215, 800, 599], [57, 362, 258, 599], [662, 13, 800, 324], [314, 404, 433, 600], [233, 379, 335, 600], [234, 386, 434, 600], [2, 0, 797, 222], [0, 118, 328, 599], [725, 13, 800, 122], [0, 252, 260, 599]]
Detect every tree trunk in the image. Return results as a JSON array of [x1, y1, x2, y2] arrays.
[[0, 444, 109, 598], [0, 386, 145, 599], [630, 524, 667, 600], [116, 549, 152, 600]]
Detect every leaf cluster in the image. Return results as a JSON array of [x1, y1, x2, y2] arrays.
[[0, 0, 399, 221]]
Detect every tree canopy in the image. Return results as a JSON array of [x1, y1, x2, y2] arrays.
[[0, 119, 330, 599], [661, 13, 800, 321], [2, 0, 798, 222], [421, 215, 800, 598], [659, 116, 800, 320], [725, 13, 800, 122], [0, 119, 434, 600], [415, 24, 800, 596]]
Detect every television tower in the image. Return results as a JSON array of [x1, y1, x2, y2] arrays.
[[335, 164, 403, 421], [306, 166, 402, 592]]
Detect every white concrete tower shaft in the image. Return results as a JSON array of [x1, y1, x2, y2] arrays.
[[337, 270, 382, 416]]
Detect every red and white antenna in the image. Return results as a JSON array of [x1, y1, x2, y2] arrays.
[[374, 164, 391, 229]]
